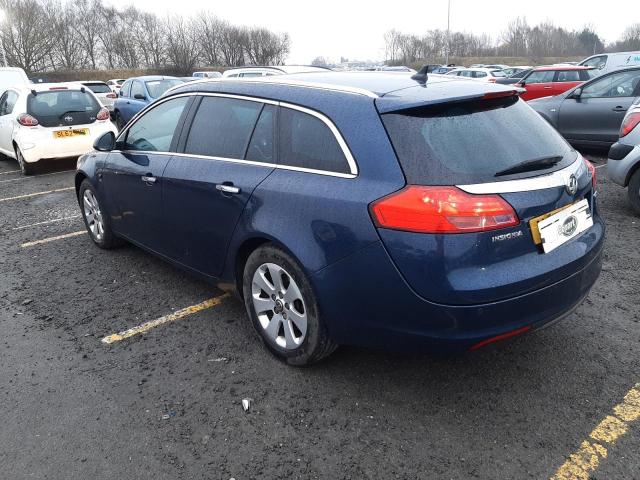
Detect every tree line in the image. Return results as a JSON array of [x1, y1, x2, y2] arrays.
[[0, 0, 291, 74], [384, 18, 640, 64]]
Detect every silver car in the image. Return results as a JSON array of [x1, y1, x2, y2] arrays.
[[607, 100, 640, 213], [81, 81, 117, 112]]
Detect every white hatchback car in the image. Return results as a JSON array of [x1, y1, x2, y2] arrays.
[[0, 82, 117, 174], [81, 81, 118, 112]]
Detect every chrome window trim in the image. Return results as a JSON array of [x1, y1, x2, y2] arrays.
[[164, 77, 378, 99], [115, 91, 358, 179], [457, 155, 585, 194]]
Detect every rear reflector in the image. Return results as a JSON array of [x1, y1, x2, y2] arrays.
[[620, 112, 640, 138], [370, 186, 519, 234], [469, 326, 531, 351], [96, 107, 110, 121], [583, 158, 597, 191], [17, 113, 38, 126]]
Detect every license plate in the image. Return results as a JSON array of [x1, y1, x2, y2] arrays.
[[53, 128, 88, 139], [530, 199, 593, 253]]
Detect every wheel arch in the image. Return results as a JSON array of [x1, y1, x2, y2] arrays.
[[625, 158, 640, 187]]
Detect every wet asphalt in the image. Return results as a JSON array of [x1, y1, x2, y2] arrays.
[[0, 153, 638, 479]]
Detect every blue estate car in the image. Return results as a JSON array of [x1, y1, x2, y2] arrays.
[[76, 72, 604, 365], [113, 75, 183, 129]]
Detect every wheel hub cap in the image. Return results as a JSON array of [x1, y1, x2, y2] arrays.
[[83, 189, 104, 242], [251, 263, 307, 350]]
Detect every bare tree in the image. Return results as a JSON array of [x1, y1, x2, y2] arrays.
[[198, 12, 225, 67], [134, 12, 165, 69], [164, 15, 201, 74], [48, 1, 85, 70], [74, 0, 102, 69], [0, 0, 56, 72]]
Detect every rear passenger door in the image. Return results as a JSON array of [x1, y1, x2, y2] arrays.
[[521, 70, 555, 100], [162, 95, 276, 277], [553, 70, 582, 95]]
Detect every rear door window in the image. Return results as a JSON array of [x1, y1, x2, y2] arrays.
[[556, 70, 581, 82], [184, 96, 262, 159], [246, 104, 275, 163], [26, 89, 101, 127], [124, 96, 190, 152], [381, 97, 574, 185], [278, 107, 350, 174]]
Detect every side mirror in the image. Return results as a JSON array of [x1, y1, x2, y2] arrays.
[[133, 93, 146, 100], [93, 131, 115, 152], [571, 88, 582, 99]]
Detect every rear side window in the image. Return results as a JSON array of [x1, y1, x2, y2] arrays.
[[278, 107, 350, 174], [124, 96, 189, 152], [525, 70, 555, 83], [381, 97, 574, 185], [184, 96, 262, 159], [27, 90, 101, 127], [556, 70, 580, 82], [84, 83, 111, 94]]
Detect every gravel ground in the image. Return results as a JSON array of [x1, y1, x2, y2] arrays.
[[0, 153, 638, 480]]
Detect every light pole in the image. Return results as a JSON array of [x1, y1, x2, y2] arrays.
[[444, 0, 451, 66]]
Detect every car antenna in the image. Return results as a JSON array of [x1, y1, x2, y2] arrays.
[[411, 65, 429, 84]]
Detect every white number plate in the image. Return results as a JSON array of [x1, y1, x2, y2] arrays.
[[537, 199, 593, 253]]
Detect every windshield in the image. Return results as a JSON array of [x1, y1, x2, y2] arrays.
[[84, 83, 111, 94], [381, 97, 575, 185], [145, 79, 183, 98], [27, 90, 101, 127]]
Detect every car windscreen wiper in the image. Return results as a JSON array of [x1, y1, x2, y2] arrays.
[[494, 155, 563, 177]]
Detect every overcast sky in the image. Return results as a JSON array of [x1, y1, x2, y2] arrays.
[[126, 0, 632, 63]]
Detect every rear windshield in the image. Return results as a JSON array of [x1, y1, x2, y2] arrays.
[[83, 83, 111, 94], [491, 70, 506, 77], [27, 90, 101, 127], [381, 97, 575, 185], [145, 79, 183, 98]]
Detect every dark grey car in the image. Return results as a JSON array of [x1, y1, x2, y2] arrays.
[[529, 67, 640, 148]]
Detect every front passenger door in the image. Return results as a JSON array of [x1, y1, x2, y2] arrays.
[[558, 69, 640, 144], [102, 96, 192, 252]]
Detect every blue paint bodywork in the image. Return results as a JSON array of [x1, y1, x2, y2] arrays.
[[77, 72, 605, 352]]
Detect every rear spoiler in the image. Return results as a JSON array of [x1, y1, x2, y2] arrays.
[[376, 89, 523, 114]]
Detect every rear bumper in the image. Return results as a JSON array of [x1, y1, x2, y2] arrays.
[[607, 144, 640, 186], [312, 232, 604, 353], [16, 122, 117, 163]]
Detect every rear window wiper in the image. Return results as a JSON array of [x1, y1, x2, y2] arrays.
[[494, 156, 563, 177]]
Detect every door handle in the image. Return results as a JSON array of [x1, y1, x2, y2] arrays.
[[612, 106, 627, 112], [141, 175, 157, 185], [216, 183, 240, 194]]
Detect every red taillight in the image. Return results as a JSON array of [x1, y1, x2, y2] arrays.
[[469, 326, 531, 351], [17, 113, 38, 126], [584, 158, 597, 191], [370, 186, 519, 234], [106, 93, 117, 99], [488, 78, 497, 83], [96, 107, 110, 121], [620, 112, 640, 138]]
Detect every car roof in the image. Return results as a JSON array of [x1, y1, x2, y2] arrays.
[[533, 65, 594, 71], [14, 82, 88, 92], [169, 72, 520, 114], [125, 75, 180, 81], [224, 65, 330, 74]]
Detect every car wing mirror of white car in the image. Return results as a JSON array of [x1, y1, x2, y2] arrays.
[[94, 131, 116, 152]]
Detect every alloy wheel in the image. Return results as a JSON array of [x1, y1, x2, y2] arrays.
[[83, 189, 104, 242], [251, 262, 308, 350]]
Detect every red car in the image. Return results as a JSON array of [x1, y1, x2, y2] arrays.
[[516, 66, 597, 101]]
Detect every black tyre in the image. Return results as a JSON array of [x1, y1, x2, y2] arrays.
[[628, 168, 640, 216], [78, 179, 122, 249], [16, 147, 35, 175], [242, 244, 337, 365]]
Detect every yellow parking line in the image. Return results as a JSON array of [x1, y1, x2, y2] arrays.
[[551, 383, 640, 480], [0, 186, 74, 203], [101, 294, 229, 344], [0, 169, 21, 175], [12, 215, 81, 230], [20, 230, 86, 248]]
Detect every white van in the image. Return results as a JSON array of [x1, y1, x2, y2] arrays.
[[0, 67, 29, 92], [579, 51, 640, 75]]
